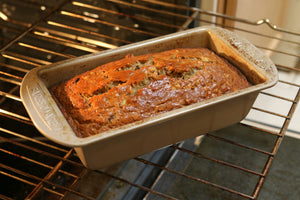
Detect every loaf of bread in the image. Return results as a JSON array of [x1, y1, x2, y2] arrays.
[[51, 48, 251, 138]]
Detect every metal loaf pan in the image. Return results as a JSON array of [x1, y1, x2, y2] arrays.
[[21, 26, 278, 169]]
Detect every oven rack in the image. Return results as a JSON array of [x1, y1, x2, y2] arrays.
[[0, 0, 299, 199]]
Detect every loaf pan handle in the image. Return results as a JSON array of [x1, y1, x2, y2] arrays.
[[20, 67, 81, 147]]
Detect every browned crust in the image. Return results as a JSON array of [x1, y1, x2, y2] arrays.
[[51, 48, 251, 138]]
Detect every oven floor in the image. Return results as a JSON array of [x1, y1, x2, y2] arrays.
[[146, 124, 300, 200], [257, 135, 300, 200]]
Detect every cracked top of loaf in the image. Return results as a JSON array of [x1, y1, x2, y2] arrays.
[[51, 48, 251, 138]]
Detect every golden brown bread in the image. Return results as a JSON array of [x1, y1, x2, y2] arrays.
[[51, 48, 251, 138]]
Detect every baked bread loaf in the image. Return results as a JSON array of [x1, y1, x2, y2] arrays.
[[51, 48, 251, 138]]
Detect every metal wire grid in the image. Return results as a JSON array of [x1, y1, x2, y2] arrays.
[[0, 0, 299, 199]]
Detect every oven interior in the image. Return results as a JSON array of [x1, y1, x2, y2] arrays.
[[0, 0, 299, 199]]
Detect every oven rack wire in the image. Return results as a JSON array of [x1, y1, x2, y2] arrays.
[[0, 0, 299, 199]]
